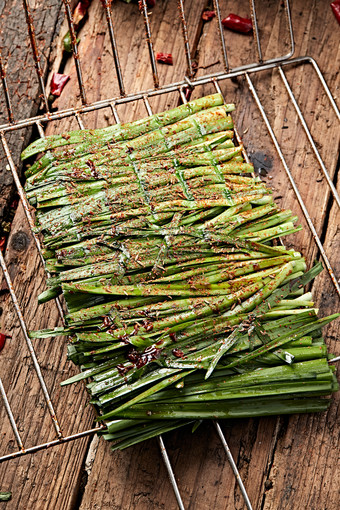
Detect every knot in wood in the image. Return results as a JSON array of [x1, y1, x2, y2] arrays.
[[10, 230, 30, 252]]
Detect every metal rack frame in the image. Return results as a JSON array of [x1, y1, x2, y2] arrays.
[[0, 1, 339, 509]]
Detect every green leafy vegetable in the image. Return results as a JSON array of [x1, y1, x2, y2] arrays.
[[24, 94, 339, 450]]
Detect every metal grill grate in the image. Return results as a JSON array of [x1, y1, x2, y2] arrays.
[[0, 1, 339, 509]]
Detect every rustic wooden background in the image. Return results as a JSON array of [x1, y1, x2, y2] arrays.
[[0, 1, 339, 509]]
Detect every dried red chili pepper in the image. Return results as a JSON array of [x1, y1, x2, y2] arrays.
[[155, 52, 173, 65], [0, 237, 5, 251], [73, 0, 91, 29], [331, 1, 340, 25], [50, 73, 70, 97], [0, 333, 11, 352], [202, 10, 216, 21], [222, 14, 253, 34]]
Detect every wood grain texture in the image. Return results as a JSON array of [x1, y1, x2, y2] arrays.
[[0, 0, 339, 509], [0, 200, 96, 509], [0, 0, 63, 225]]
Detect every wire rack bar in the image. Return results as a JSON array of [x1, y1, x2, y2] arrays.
[[308, 57, 340, 121], [1, 135, 42, 247], [0, 248, 62, 438], [0, 133, 66, 322], [250, 0, 263, 63], [63, 0, 87, 104], [214, 422, 253, 510], [109, 101, 120, 123], [245, 72, 340, 297], [212, 0, 229, 72], [278, 66, 340, 208], [23, 0, 50, 112], [0, 56, 327, 134], [0, 53, 13, 123], [101, 0, 125, 96], [35, 121, 45, 138], [177, 0, 193, 77], [0, 377, 24, 450], [157, 435, 185, 510], [179, 85, 190, 103], [140, 0, 159, 88], [74, 111, 85, 130], [0, 425, 104, 464], [142, 95, 153, 116]]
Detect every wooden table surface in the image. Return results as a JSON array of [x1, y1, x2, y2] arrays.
[[0, 1, 339, 509]]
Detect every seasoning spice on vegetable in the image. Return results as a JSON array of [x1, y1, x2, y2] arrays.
[[222, 14, 253, 34], [63, 1, 90, 52]]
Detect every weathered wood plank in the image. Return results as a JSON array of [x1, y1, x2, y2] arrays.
[[0, 0, 63, 224]]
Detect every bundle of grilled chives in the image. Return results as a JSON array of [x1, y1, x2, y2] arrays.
[[23, 94, 338, 450]]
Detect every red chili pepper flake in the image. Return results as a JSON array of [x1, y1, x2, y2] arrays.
[[169, 332, 177, 342], [117, 333, 130, 344], [127, 349, 140, 363], [155, 52, 173, 65], [143, 321, 154, 332], [85, 159, 99, 179], [172, 348, 184, 358], [331, 0, 340, 24], [221, 14, 253, 34], [0, 333, 11, 352], [0, 237, 6, 251], [202, 10, 216, 21], [50, 73, 70, 97], [127, 345, 161, 369]]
